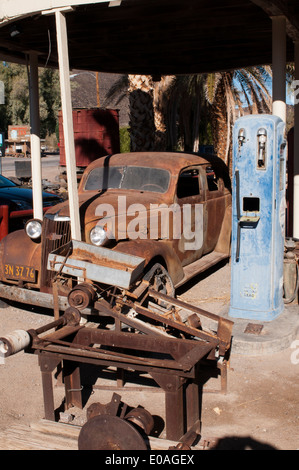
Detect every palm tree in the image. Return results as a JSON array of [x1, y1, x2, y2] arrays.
[[127, 74, 156, 151], [104, 74, 175, 151], [105, 67, 272, 169], [204, 67, 272, 171], [165, 67, 272, 171], [165, 74, 209, 153], [152, 75, 175, 150]]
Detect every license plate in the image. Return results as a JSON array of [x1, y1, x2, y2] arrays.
[[4, 264, 36, 282]]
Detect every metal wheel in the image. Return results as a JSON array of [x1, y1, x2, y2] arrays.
[[143, 262, 175, 298], [78, 415, 148, 450], [143, 263, 175, 311]]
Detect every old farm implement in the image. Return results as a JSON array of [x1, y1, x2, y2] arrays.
[[0, 241, 233, 449]]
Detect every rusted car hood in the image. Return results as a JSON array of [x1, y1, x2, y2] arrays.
[[46, 189, 174, 223]]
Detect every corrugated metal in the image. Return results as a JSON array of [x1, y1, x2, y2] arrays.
[[59, 108, 120, 167]]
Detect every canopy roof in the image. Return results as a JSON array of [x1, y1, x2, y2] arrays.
[[0, 0, 298, 75]]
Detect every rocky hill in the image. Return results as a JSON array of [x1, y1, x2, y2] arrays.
[[70, 71, 129, 128]]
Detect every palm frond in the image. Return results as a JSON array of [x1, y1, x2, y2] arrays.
[[204, 72, 222, 104], [103, 75, 129, 106]]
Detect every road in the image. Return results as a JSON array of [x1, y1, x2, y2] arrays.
[[0, 154, 60, 182]]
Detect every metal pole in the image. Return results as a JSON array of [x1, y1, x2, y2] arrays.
[[272, 16, 287, 123], [293, 42, 299, 238], [55, 10, 81, 241], [96, 72, 100, 107], [29, 53, 43, 221]]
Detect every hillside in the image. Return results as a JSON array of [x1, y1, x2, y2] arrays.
[[70, 71, 129, 128]]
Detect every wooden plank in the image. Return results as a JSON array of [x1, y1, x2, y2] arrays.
[[0, 423, 78, 450], [0, 420, 207, 451]]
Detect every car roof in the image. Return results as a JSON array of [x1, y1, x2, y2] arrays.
[[85, 152, 227, 175]]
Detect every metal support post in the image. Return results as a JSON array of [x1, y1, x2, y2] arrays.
[[293, 42, 299, 238], [63, 360, 83, 410], [55, 10, 81, 241], [272, 16, 287, 124], [29, 53, 43, 221], [39, 355, 61, 421]]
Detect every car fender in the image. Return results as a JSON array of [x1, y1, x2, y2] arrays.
[[113, 239, 185, 286], [0, 230, 42, 287]]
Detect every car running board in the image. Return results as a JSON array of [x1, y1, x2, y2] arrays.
[[175, 251, 229, 288]]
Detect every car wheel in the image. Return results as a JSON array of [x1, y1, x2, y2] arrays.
[[143, 263, 175, 299]]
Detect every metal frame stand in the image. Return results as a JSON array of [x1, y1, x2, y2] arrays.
[[37, 349, 222, 441]]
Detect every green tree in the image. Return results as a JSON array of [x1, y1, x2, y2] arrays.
[[39, 68, 61, 138], [0, 62, 60, 139]]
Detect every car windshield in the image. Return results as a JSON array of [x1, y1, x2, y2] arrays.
[[0, 175, 16, 188], [84, 166, 170, 193]]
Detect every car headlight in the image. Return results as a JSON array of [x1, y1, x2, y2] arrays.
[[25, 219, 42, 240], [90, 226, 107, 246]]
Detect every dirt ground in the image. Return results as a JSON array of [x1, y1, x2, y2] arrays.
[[0, 261, 298, 451]]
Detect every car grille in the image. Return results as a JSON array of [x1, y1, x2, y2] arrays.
[[40, 215, 71, 287]]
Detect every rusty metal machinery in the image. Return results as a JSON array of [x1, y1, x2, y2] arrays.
[[78, 393, 154, 450], [0, 278, 233, 445], [78, 392, 199, 450]]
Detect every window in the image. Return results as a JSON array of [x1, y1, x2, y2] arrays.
[[177, 169, 200, 198], [206, 166, 218, 191], [84, 166, 170, 193]]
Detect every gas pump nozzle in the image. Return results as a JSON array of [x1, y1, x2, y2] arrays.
[[238, 129, 246, 147], [257, 128, 267, 168]]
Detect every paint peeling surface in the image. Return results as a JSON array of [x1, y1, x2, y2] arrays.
[[229, 115, 286, 321]]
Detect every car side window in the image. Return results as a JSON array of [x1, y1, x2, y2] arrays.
[[206, 165, 220, 191], [177, 169, 200, 199]]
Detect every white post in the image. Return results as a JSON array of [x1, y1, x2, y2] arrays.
[[293, 42, 299, 238], [55, 10, 81, 241], [29, 53, 43, 221], [272, 16, 287, 123]]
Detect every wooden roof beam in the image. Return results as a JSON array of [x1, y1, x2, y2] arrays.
[[250, 0, 299, 41]]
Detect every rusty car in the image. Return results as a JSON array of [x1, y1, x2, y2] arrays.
[[0, 152, 232, 311]]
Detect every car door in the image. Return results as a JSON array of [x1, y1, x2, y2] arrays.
[[202, 163, 227, 254], [173, 166, 206, 267]]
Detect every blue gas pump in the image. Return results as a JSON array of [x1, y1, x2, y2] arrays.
[[229, 114, 286, 321]]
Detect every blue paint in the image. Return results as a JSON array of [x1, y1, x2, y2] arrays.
[[228, 115, 286, 321]]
